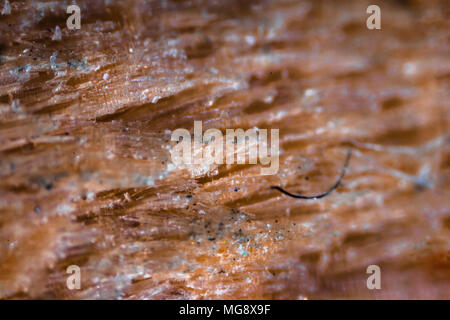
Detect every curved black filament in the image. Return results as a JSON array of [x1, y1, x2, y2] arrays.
[[271, 149, 352, 199]]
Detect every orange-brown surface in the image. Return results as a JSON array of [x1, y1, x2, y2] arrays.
[[0, 0, 449, 299]]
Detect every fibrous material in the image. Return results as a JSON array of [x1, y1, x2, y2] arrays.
[[0, 0, 449, 299]]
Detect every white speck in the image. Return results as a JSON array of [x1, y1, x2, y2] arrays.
[[50, 51, 58, 70], [78, 137, 87, 145], [129, 48, 134, 53], [10, 99, 22, 113], [164, 48, 179, 58], [264, 95, 274, 103], [52, 26, 62, 41], [103, 73, 109, 80], [144, 177, 155, 186], [1, 0, 11, 15], [167, 39, 178, 46], [152, 96, 160, 103], [245, 35, 255, 45], [315, 127, 325, 135], [403, 62, 417, 76], [8, 241, 16, 249], [158, 173, 167, 179], [56, 204, 74, 215], [275, 111, 287, 120], [106, 150, 115, 159], [214, 288, 229, 295], [199, 210, 206, 215], [304, 88, 318, 98]]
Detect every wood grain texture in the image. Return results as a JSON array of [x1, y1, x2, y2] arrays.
[[0, 0, 449, 299]]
